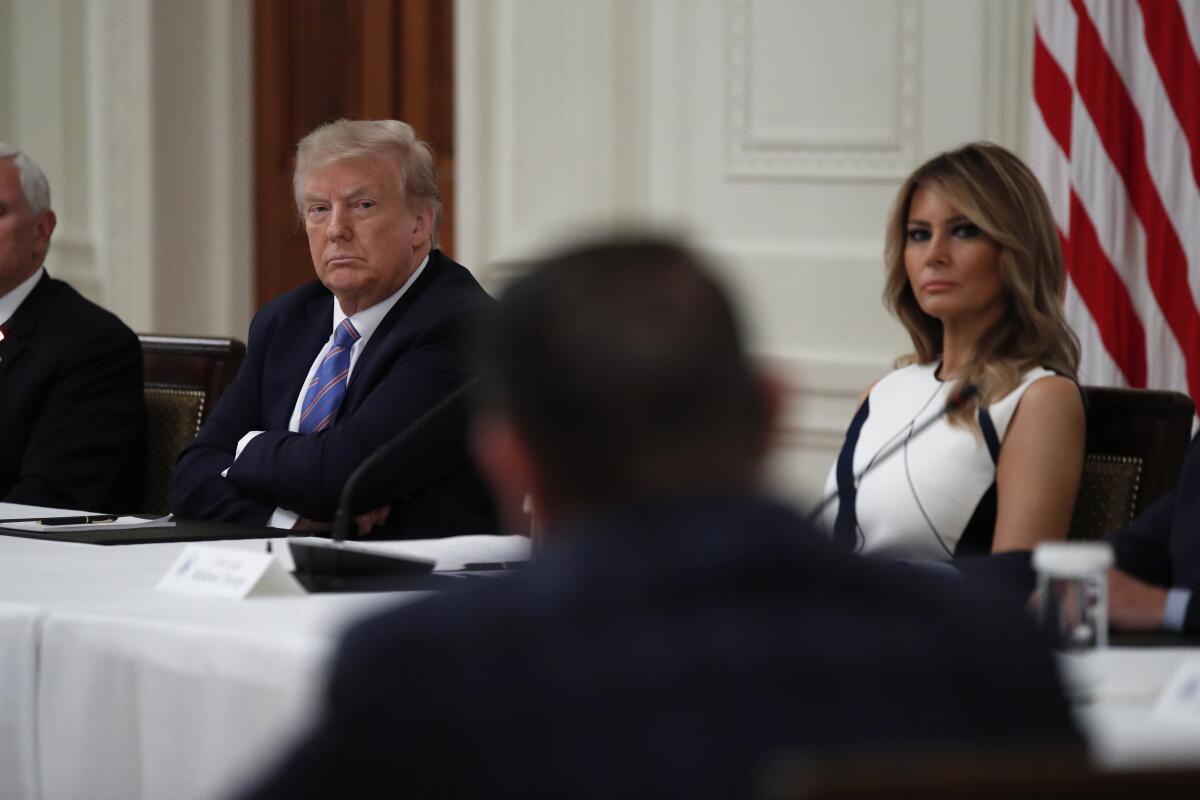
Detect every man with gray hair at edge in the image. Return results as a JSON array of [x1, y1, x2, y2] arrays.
[[0, 144, 144, 511], [170, 119, 497, 538]]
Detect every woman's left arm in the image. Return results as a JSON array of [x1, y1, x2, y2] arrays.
[[992, 376, 1086, 552]]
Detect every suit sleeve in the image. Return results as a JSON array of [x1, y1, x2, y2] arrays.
[[1110, 487, 1177, 586], [3, 320, 144, 511], [1111, 437, 1200, 587], [1111, 438, 1200, 634], [223, 305, 478, 519], [167, 310, 278, 525]]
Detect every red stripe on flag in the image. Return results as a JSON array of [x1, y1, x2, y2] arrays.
[[1065, 192, 1148, 387], [1071, 0, 1200, 399], [1034, 30, 1074, 156], [1137, 0, 1200, 194]]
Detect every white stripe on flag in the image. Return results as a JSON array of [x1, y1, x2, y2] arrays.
[[1179, 0, 1200, 65], [1069, 93, 1190, 393], [1064, 278, 1126, 389], [1035, 0, 1200, 403], [1088, 0, 1200, 310], [1036, 0, 1079, 83], [1029, 102, 1071, 234]]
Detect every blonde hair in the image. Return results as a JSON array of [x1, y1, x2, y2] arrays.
[[883, 142, 1079, 426], [293, 119, 442, 246]]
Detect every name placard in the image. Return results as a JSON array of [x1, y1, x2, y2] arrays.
[[1153, 659, 1200, 725], [157, 544, 304, 599]]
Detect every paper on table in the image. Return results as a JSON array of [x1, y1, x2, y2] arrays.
[[157, 544, 304, 599], [0, 516, 176, 534], [1153, 658, 1200, 726]]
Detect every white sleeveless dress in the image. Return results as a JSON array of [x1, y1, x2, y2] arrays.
[[820, 363, 1056, 560]]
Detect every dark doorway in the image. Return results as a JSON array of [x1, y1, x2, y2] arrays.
[[254, 0, 455, 308]]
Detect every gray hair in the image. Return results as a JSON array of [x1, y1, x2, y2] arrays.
[[293, 119, 442, 247], [0, 143, 51, 215]]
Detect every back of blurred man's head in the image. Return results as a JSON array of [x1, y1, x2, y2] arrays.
[[473, 236, 776, 529]]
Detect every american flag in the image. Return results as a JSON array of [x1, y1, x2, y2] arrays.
[[1031, 0, 1200, 404]]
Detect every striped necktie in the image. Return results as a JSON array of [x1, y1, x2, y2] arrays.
[[299, 318, 360, 434]]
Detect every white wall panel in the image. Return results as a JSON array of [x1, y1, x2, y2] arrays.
[[457, 0, 1036, 503], [0, 0, 252, 337], [727, 0, 920, 179], [1, 0, 101, 299], [457, 0, 637, 283]]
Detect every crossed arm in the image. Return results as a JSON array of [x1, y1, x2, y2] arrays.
[[169, 309, 475, 526], [1107, 474, 1198, 633]]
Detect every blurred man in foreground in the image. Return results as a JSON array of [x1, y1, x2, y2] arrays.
[[0, 144, 143, 511], [238, 237, 1081, 799]]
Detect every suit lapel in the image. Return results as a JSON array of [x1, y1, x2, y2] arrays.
[[342, 251, 444, 411], [0, 274, 55, 382]]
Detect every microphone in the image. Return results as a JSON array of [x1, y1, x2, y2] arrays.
[[807, 382, 977, 524], [331, 373, 483, 542], [288, 374, 482, 592]]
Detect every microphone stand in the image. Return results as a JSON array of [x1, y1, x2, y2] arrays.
[[288, 375, 483, 591], [807, 383, 978, 524], [331, 375, 483, 543]]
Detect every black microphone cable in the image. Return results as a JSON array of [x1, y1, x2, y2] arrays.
[[332, 373, 483, 543], [807, 382, 978, 527]]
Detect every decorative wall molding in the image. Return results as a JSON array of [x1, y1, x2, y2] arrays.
[[725, 0, 921, 181], [0, 4, 9, 129], [47, 234, 101, 299], [1, 1, 251, 336], [87, 0, 156, 329], [713, 237, 884, 263], [759, 352, 892, 499], [454, 0, 1032, 499], [1, 0, 111, 311], [196, 0, 253, 337], [762, 352, 889, 430], [983, 0, 1034, 154], [456, 0, 632, 283]]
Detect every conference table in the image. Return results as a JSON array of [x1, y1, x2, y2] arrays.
[[0, 503, 529, 800], [1, 505, 1198, 800]]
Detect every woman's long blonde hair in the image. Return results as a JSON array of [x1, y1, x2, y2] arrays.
[[883, 142, 1079, 426]]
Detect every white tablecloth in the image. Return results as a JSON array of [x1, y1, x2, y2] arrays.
[[0, 601, 41, 798], [1062, 647, 1200, 769], [0, 504, 529, 800]]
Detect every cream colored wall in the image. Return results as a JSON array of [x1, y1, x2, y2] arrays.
[[0, 0, 1033, 505], [456, 0, 1035, 507], [0, 0, 253, 338]]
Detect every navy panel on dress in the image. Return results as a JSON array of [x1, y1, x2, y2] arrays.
[[978, 407, 1001, 464], [833, 397, 871, 551], [955, 481, 997, 556], [957, 408, 1000, 555]]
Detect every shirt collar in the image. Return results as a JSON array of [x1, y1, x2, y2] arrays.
[[0, 266, 46, 327], [331, 254, 429, 340]]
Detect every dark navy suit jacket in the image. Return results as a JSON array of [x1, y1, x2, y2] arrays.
[[169, 250, 497, 537], [238, 493, 1081, 799], [1112, 435, 1200, 634], [0, 273, 144, 512]]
